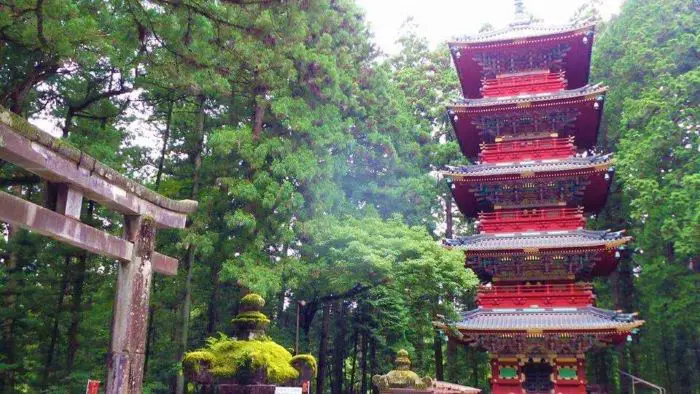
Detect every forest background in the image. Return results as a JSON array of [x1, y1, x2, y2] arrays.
[[0, 0, 697, 393]]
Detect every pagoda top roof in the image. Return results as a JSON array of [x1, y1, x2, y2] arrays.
[[444, 153, 612, 179], [444, 229, 629, 251], [449, 22, 595, 47], [449, 84, 607, 110], [453, 306, 642, 332]]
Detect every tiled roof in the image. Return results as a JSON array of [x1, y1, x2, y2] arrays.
[[449, 22, 594, 45], [454, 306, 642, 331], [443, 153, 612, 178], [449, 84, 607, 109], [444, 229, 629, 251]]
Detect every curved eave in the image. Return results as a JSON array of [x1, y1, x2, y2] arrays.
[[446, 237, 632, 253], [449, 25, 596, 98], [434, 321, 645, 338], [450, 84, 607, 109], [451, 323, 644, 335], [442, 158, 612, 181], [449, 23, 596, 47]]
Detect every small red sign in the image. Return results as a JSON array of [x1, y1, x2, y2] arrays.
[[86, 380, 100, 394]]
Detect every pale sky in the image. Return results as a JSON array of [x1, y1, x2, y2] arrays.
[[355, 0, 624, 55]]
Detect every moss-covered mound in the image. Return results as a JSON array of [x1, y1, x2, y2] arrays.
[[183, 294, 317, 386], [290, 354, 318, 377], [183, 334, 298, 384]]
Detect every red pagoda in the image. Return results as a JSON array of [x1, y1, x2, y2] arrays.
[[437, 3, 644, 394]]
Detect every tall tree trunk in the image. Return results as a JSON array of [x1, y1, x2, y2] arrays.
[[445, 190, 453, 239], [434, 331, 444, 381], [65, 202, 93, 371], [446, 339, 457, 383], [155, 100, 174, 191], [62, 107, 74, 138], [360, 333, 368, 394], [41, 256, 71, 389], [252, 85, 267, 141], [1, 187, 22, 394], [369, 337, 377, 394], [331, 301, 345, 394], [316, 303, 330, 394], [175, 95, 206, 394], [65, 255, 87, 371], [470, 348, 478, 388], [349, 328, 359, 394], [205, 261, 220, 336], [144, 99, 174, 377]]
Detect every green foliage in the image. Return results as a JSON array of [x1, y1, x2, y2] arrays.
[[591, 0, 700, 390]]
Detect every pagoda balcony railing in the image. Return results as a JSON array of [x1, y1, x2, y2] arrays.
[[477, 207, 585, 233], [481, 70, 566, 97], [477, 283, 595, 308], [479, 137, 575, 163]]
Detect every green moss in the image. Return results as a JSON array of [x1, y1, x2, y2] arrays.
[[235, 311, 270, 321], [384, 370, 427, 388], [183, 351, 215, 374], [183, 335, 298, 384], [290, 354, 317, 376], [240, 293, 266, 310], [232, 304, 271, 333]]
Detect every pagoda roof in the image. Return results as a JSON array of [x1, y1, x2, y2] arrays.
[[444, 153, 612, 179], [449, 22, 595, 99], [454, 306, 642, 332], [448, 85, 606, 159], [449, 22, 595, 47], [444, 229, 630, 251], [450, 83, 606, 109]]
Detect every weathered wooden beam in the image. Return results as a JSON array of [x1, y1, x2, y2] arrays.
[[55, 183, 83, 219], [152, 252, 178, 276], [0, 191, 178, 276], [106, 216, 155, 394], [0, 190, 133, 260], [0, 123, 189, 228]]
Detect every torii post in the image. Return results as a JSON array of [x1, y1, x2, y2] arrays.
[[0, 108, 198, 393]]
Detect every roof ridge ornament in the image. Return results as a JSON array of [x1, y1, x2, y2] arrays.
[[511, 0, 531, 26]]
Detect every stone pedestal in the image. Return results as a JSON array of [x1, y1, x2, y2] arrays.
[[218, 384, 276, 394]]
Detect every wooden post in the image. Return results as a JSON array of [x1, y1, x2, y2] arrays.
[[106, 215, 156, 394]]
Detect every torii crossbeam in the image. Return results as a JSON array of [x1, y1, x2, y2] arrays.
[[0, 108, 198, 393]]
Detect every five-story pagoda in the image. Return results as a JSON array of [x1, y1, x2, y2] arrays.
[[437, 2, 644, 394]]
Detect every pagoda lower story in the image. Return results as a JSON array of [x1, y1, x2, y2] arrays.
[[437, 3, 644, 394]]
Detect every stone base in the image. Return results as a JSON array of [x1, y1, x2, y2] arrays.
[[218, 384, 276, 394]]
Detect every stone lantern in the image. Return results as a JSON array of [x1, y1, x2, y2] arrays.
[[182, 294, 316, 394]]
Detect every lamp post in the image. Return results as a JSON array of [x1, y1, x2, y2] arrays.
[[295, 300, 306, 355]]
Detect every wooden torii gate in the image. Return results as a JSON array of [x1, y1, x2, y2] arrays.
[[0, 108, 198, 393]]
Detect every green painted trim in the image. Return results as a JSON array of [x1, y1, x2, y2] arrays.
[[499, 366, 518, 379], [559, 366, 577, 380]]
